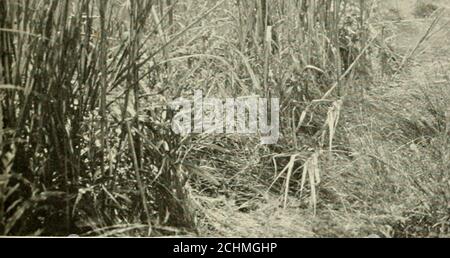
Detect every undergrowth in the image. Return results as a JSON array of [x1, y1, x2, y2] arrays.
[[0, 0, 448, 237]]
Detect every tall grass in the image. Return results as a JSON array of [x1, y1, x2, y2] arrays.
[[2, 0, 447, 237], [0, 0, 226, 236], [223, 0, 376, 213]]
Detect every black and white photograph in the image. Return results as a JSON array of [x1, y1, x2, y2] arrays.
[[0, 0, 449, 240]]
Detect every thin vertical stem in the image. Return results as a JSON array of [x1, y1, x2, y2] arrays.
[[127, 122, 152, 236], [99, 0, 108, 177]]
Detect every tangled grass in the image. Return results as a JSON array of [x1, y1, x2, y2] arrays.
[[0, 0, 449, 237]]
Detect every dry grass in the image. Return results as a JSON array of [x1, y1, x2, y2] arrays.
[[0, 0, 449, 237]]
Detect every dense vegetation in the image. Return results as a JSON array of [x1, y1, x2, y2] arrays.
[[0, 0, 449, 237]]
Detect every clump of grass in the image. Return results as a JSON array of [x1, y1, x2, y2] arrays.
[[0, 0, 225, 236], [318, 65, 450, 237], [414, 1, 439, 18]]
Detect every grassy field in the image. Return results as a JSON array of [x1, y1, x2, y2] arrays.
[[0, 0, 449, 237]]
